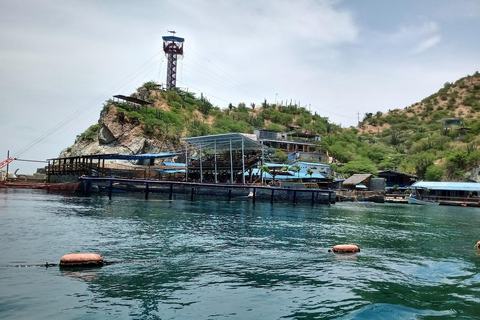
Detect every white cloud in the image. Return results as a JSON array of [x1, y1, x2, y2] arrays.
[[1, 0, 479, 174], [412, 35, 441, 54], [386, 20, 441, 54]]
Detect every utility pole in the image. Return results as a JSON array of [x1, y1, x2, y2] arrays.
[[357, 111, 361, 126], [6, 150, 9, 181]]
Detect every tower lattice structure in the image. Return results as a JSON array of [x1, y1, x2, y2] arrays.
[[162, 33, 184, 90]]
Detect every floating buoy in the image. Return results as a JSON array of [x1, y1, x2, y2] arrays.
[[331, 244, 360, 253], [475, 241, 480, 250], [60, 253, 104, 267]]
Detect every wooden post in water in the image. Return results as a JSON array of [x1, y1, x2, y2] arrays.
[[228, 189, 232, 201], [293, 190, 297, 204], [169, 183, 173, 200], [270, 189, 275, 204], [145, 182, 149, 200], [108, 180, 113, 200], [311, 190, 315, 206], [83, 180, 91, 197], [252, 187, 256, 204], [190, 187, 194, 201]]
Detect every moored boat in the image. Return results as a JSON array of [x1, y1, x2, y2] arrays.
[[406, 196, 439, 205], [0, 181, 80, 193]]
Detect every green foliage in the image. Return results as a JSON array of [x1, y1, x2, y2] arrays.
[[265, 123, 284, 132], [338, 158, 377, 176], [138, 81, 158, 91], [425, 165, 444, 181], [212, 115, 253, 133], [271, 150, 287, 163], [188, 120, 212, 137], [76, 124, 101, 142]]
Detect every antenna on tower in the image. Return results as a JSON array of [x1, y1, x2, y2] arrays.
[[162, 31, 184, 90]]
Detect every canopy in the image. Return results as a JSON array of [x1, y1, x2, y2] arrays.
[[412, 181, 480, 192], [181, 133, 263, 151]]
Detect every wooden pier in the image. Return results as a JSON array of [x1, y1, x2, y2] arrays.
[[80, 177, 335, 205]]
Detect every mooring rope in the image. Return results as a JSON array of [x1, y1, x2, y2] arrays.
[[13, 259, 161, 268]]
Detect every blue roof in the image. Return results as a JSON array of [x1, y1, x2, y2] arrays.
[[356, 184, 368, 189], [264, 163, 289, 168], [292, 172, 326, 179], [244, 169, 292, 180], [295, 161, 330, 167], [412, 181, 480, 191], [244, 169, 324, 180]]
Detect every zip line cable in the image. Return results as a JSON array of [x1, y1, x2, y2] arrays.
[[185, 44, 357, 121], [14, 59, 159, 157], [13, 51, 163, 157], [182, 56, 263, 101], [181, 63, 260, 100], [49, 60, 162, 141], [176, 79, 231, 104], [185, 44, 265, 99], [275, 93, 357, 121], [16, 58, 162, 157]]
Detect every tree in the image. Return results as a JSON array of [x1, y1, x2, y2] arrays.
[[290, 164, 301, 179], [260, 165, 270, 185], [307, 168, 314, 179], [338, 158, 377, 176], [425, 165, 444, 181]]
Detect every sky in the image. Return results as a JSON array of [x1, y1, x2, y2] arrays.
[[1, 0, 479, 174]]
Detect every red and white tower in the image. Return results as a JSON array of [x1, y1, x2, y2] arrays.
[[162, 31, 184, 90]]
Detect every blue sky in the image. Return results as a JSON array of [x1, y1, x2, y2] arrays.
[[1, 0, 479, 173]]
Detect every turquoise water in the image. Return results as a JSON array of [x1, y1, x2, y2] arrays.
[[1, 189, 480, 319]]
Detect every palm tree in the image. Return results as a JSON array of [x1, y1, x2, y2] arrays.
[[291, 164, 301, 180], [307, 168, 314, 179], [260, 165, 270, 186]]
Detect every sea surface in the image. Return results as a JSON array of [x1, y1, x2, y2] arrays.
[[1, 189, 480, 319]]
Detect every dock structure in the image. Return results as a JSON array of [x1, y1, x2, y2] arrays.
[[46, 153, 181, 183], [79, 177, 335, 205]]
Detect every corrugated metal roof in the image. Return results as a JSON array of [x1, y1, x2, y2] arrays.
[[412, 181, 480, 191], [343, 174, 372, 186]]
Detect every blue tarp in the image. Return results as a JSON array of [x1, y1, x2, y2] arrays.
[[155, 169, 186, 174], [163, 162, 186, 167], [98, 153, 181, 160]]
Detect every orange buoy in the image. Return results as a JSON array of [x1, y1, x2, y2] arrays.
[[60, 253, 104, 267], [332, 244, 360, 253], [475, 241, 480, 250]]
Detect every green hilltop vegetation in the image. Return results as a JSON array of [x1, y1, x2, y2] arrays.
[[77, 72, 480, 181]]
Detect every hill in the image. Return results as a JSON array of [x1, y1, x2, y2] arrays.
[[61, 81, 341, 162], [62, 72, 480, 181], [324, 72, 480, 180]]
